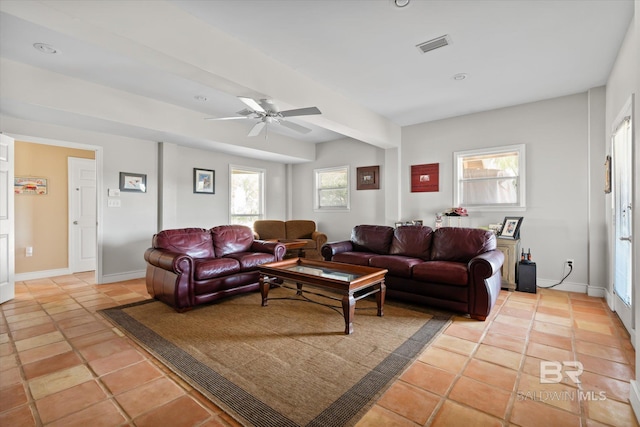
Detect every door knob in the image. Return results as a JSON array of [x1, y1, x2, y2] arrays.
[[73, 221, 78, 225]]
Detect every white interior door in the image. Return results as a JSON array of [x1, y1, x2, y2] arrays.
[[0, 134, 15, 304], [612, 103, 634, 345], [69, 157, 96, 273]]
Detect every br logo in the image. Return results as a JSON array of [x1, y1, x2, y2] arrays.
[[540, 361, 583, 384]]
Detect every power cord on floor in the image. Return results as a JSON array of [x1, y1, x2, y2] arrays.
[[538, 261, 573, 289]]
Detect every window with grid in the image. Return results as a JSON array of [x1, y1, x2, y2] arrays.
[[453, 144, 526, 210], [314, 166, 350, 211]]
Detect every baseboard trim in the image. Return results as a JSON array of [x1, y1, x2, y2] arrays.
[[15, 268, 72, 282], [100, 270, 145, 284], [630, 380, 640, 424], [536, 279, 587, 294], [587, 286, 606, 298]]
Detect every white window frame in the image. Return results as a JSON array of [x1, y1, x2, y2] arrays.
[[314, 165, 350, 212], [229, 165, 266, 226], [453, 144, 526, 212]]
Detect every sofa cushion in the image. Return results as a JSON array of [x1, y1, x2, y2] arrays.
[[369, 255, 423, 278], [153, 228, 214, 259], [285, 220, 316, 239], [332, 251, 375, 266], [351, 225, 394, 254], [211, 225, 255, 257], [389, 225, 433, 260], [194, 257, 241, 280], [253, 220, 286, 240], [431, 228, 496, 262], [412, 261, 469, 286], [224, 252, 278, 271]]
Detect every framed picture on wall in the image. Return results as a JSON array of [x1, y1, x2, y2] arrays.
[[356, 165, 380, 190], [119, 172, 146, 193], [498, 216, 523, 239], [411, 163, 439, 192], [193, 168, 215, 194]]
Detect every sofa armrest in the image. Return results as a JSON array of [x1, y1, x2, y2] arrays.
[[251, 240, 287, 261], [312, 231, 328, 248], [321, 241, 353, 261], [468, 249, 505, 320], [144, 248, 193, 274]]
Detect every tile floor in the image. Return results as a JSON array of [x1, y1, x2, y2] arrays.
[[0, 273, 637, 426]]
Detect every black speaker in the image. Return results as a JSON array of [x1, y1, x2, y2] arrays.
[[517, 261, 537, 293]]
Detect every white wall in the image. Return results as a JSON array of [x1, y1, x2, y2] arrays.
[[401, 93, 596, 293], [159, 143, 287, 229], [1, 115, 158, 283], [1, 116, 289, 283], [291, 137, 386, 242]]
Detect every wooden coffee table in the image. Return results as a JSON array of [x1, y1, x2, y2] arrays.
[[259, 258, 387, 334]]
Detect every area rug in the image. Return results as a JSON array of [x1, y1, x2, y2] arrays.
[[99, 287, 451, 427]]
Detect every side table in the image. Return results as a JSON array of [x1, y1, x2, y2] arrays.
[[496, 238, 521, 291]]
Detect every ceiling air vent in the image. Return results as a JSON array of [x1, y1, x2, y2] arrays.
[[416, 35, 451, 54]]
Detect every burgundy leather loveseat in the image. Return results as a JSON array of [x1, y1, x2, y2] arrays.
[[321, 225, 504, 320], [144, 225, 286, 312]]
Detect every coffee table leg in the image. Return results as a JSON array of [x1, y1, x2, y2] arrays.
[[259, 275, 270, 306], [296, 282, 303, 296], [342, 294, 355, 334], [376, 280, 386, 317]]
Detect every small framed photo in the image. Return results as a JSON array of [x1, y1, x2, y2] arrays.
[[194, 168, 215, 194], [119, 172, 146, 193], [357, 166, 380, 190], [498, 217, 523, 239]]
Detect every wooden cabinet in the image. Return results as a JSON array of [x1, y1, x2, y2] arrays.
[[496, 238, 521, 291]]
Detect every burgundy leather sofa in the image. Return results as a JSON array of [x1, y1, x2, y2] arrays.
[[321, 225, 504, 320], [144, 225, 286, 312]]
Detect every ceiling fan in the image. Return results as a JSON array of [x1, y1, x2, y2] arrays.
[[206, 97, 321, 137]]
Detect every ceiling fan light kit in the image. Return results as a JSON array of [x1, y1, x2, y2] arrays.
[[207, 96, 322, 138]]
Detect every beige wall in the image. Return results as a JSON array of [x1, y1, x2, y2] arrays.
[[15, 141, 95, 274]]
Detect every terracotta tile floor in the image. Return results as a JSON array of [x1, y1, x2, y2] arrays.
[[0, 273, 637, 426]]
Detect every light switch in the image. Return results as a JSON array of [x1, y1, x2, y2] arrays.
[[108, 199, 121, 208], [108, 188, 121, 197]]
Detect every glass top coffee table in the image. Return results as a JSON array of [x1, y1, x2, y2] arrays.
[[259, 258, 387, 334]]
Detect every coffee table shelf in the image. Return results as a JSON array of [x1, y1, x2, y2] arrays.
[[259, 258, 387, 334]]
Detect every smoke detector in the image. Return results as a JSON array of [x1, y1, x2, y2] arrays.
[[416, 35, 451, 54]]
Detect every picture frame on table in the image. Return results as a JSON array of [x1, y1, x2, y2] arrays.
[[119, 172, 146, 193], [498, 216, 524, 239], [356, 165, 380, 190], [193, 168, 215, 194]]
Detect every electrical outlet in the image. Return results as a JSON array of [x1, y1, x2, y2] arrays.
[[566, 258, 574, 265], [26, 246, 33, 257]]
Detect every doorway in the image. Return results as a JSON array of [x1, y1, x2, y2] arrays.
[[10, 134, 102, 283], [612, 97, 634, 345]]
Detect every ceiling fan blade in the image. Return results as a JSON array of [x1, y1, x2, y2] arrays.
[[248, 121, 266, 137], [236, 108, 254, 116], [238, 96, 266, 114], [259, 99, 279, 113], [280, 106, 321, 117], [279, 120, 312, 134], [205, 116, 250, 121]]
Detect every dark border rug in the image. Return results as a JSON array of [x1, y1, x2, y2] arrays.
[[100, 287, 451, 427]]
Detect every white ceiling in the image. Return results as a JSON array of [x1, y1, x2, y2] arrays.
[[0, 0, 634, 162]]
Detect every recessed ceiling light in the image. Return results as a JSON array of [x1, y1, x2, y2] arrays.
[[33, 43, 59, 54], [453, 73, 468, 81], [395, 0, 410, 7], [194, 95, 208, 102]]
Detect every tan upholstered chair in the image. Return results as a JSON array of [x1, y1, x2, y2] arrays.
[[253, 220, 327, 260]]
